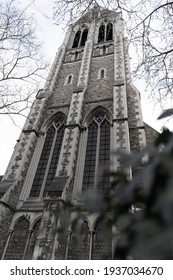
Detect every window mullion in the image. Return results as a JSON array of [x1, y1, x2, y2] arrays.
[[78, 30, 82, 47], [94, 124, 100, 189], [105, 24, 107, 41], [39, 129, 58, 198]]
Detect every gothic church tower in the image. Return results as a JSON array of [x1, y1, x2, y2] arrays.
[[0, 7, 156, 259]]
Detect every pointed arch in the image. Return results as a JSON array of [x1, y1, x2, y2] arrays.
[[42, 111, 67, 132], [67, 217, 89, 260], [83, 106, 112, 127], [98, 22, 113, 43], [72, 30, 81, 48], [4, 216, 30, 260], [106, 23, 113, 41], [80, 29, 88, 46], [81, 107, 112, 193], [98, 24, 105, 43], [72, 26, 88, 49], [92, 217, 112, 259], [25, 218, 41, 259]]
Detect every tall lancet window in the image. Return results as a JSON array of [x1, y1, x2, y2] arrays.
[[82, 110, 111, 194], [29, 113, 66, 198], [98, 22, 113, 43], [72, 30, 81, 48], [98, 24, 105, 43], [106, 23, 113, 41], [72, 27, 88, 48]]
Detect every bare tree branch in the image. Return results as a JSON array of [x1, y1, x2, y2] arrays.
[[0, 0, 48, 116], [52, 0, 173, 107]]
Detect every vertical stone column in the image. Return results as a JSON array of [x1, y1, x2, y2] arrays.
[[1, 230, 13, 260], [22, 230, 33, 259], [89, 230, 94, 260], [113, 14, 131, 175], [64, 230, 72, 260], [124, 37, 147, 164], [55, 21, 96, 199], [32, 201, 55, 260]]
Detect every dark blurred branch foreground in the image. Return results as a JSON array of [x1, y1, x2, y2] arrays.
[[56, 124, 173, 259]]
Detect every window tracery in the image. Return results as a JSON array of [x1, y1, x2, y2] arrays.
[[29, 113, 66, 198], [4, 216, 29, 260], [67, 218, 89, 259], [72, 27, 88, 48], [82, 110, 111, 194], [98, 22, 113, 43]]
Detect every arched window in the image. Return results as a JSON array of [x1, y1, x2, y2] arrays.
[[106, 23, 113, 41], [98, 24, 105, 43], [92, 218, 112, 259], [29, 113, 66, 198], [25, 219, 41, 259], [82, 110, 111, 194], [67, 218, 89, 260], [98, 68, 106, 79], [80, 29, 88, 46], [72, 30, 81, 48], [66, 74, 73, 85], [100, 69, 105, 79], [98, 22, 113, 43], [4, 216, 30, 260], [72, 28, 88, 48]]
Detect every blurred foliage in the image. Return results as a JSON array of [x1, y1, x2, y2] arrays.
[[67, 126, 173, 259], [98, 126, 173, 259], [53, 109, 173, 259]]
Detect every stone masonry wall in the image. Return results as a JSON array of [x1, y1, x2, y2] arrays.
[[85, 54, 114, 102], [0, 205, 14, 258], [47, 61, 81, 108], [145, 123, 159, 145]]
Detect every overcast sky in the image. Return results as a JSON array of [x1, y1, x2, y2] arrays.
[[0, 0, 172, 175]]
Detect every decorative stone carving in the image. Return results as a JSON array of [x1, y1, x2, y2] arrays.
[[78, 42, 92, 86], [44, 49, 64, 92]]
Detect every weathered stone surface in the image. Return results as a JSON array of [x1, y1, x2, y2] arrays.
[[0, 8, 158, 260]]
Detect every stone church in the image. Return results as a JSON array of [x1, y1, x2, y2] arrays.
[[0, 7, 157, 259]]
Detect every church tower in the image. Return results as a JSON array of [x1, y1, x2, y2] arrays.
[[0, 7, 156, 260]]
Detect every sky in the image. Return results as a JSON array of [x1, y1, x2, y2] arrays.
[[0, 0, 172, 175]]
